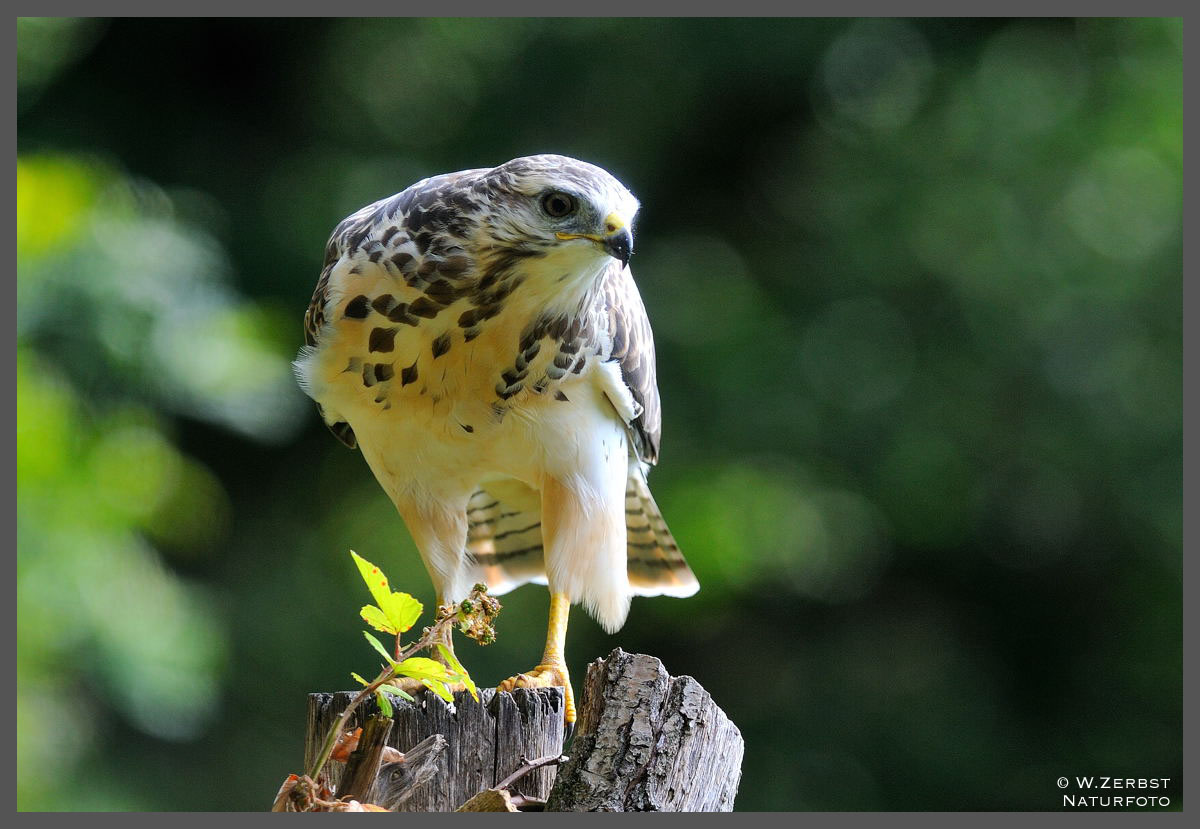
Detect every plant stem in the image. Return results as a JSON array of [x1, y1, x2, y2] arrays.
[[306, 607, 463, 783]]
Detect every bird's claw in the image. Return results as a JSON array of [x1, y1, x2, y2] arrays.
[[388, 676, 466, 695], [496, 663, 567, 692], [497, 663, 576, 724]]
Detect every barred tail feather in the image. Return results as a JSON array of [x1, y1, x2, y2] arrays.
[[463, 470, 698, 607], [625, 467, 699, 598], [462, 483, 547, 596]]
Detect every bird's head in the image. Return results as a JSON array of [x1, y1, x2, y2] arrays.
[[480, 154, 639, 271]]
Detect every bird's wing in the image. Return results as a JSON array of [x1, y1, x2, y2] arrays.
[[597, 264, 662, 465], [594, 266, 697, 596], [301, 201, 383, 449], [301, 169, 488, 448]]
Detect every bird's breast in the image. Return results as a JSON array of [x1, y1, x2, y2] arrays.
[[300, 256, 613, 495]]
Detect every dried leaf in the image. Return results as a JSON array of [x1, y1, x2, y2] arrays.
[[329, 727, 363, 762]]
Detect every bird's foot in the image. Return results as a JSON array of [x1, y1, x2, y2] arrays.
[[497, 663, 576, 724], [386, 676, 467, 696]]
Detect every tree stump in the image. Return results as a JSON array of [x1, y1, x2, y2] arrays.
[[305, 687, 565, 812], [546, 649, 744, 812], [302, 649, 743, 811]]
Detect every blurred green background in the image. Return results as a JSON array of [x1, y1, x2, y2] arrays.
[[17, 17, 1181, 811]]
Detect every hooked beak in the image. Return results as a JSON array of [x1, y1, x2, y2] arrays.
[[603, 225, 633, 268], [556, 212, 634, 268]]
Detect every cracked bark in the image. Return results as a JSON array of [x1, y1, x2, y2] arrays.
[[546, 648, 744, 812]]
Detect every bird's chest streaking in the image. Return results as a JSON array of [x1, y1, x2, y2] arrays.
[[296, 233, 634, 502]]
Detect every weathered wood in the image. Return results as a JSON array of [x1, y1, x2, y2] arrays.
[[305, 687, 565, 812], [338, 713, 393, 803], [371, 734, 446, 810], [302, 651, 741, 812], [491, 689, 566, 801], [546, 648, 744, 812]]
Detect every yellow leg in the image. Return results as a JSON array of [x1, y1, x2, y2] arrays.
[[542, 590, 570, 665], [497, 591, 576, 724]]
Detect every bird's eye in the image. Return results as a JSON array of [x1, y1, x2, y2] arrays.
[[540, 191, 577, 219]]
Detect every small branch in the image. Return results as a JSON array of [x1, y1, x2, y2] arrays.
[[496, 753, 570, 791], [452, 753, 569, 812]]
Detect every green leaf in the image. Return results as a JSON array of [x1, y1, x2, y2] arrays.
[[363, 631, 398, 666], [421, 679, 455, 703], [350, 672, 370, 687], [375, 689, 393, 717], [395, 656, 449, 682], [436, 644, 479, 702], [360, 604, 397, 635], [396, 657, 457, 703], [350, 551, 423, 633], [379, 591, 423, 634], [351, 550, 393, 610]]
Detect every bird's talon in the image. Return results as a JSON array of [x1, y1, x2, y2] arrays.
[[496, 664, 576, 724], [388, 676, 427, 695], [388, 676, 467, 695]]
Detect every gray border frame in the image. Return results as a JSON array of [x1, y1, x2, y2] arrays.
[[12, 8, 1188, 820]]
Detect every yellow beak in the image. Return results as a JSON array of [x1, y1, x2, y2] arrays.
[[556, 213, 633, 267]]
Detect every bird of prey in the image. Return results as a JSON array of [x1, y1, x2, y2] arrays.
[[295, 154, 698, 722]]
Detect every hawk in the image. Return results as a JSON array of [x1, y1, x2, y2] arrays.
[[295, 154, 698, 722]]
